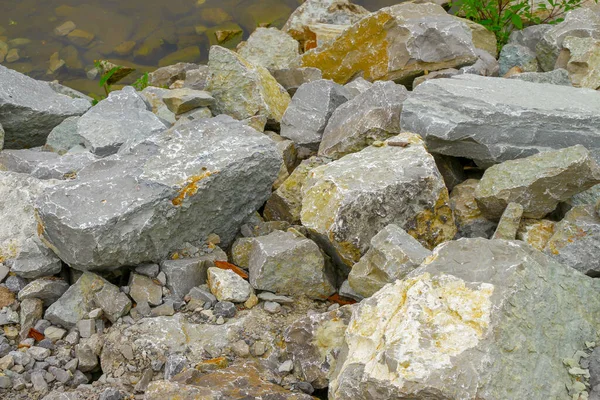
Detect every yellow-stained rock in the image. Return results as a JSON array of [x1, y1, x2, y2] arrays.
[[517, 219, 555, 251], [450, 179, 497, 239]]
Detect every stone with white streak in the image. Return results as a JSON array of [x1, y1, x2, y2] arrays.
[[329, 238, 600, 399], [207, 267, 252, 303]]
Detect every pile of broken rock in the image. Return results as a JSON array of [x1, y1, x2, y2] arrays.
[[2, 0, 600, 399]]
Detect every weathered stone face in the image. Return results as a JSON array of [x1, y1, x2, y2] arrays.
[[0, 65, 90, 149], [237, 28, 300, 71], [475, 145, 600, 219], [491, 202, 523, 240], [36, 116, 281, 271], [76, 87, 167, 157], [401, 75, 600, 166], [319, 81, 409, 159], [302, 134, 456, 268], [563, 36, 600, 89], [284, 305, 354, 389], [280, 79, 351, 152], [545, 205, 600, 276], [348, 224, 431, 298], [300, 3, 477, 85], [516, 219, 555, 251], [329, 239, 600, 400], [207, 46, 291, 125], [0, 172, 62, 279]]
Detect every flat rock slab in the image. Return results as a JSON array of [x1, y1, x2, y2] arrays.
[[401, 74, 600, 165], [0, 65, 90, 149], [36, 116, 281, 271], [330, 238, 600, 399], [301, 134, 456, 268]]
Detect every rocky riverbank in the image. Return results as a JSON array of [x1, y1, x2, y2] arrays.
[[2, 0, 600, 399]]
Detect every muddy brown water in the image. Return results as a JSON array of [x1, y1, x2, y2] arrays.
[[0, 0, 401, 97]]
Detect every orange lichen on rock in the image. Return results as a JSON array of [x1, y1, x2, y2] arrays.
[[214, 260, 249, 279], [171, 170, 217, 206]]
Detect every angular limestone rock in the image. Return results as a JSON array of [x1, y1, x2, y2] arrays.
[[237, 28, 300, 71], [563, 36, 600, 89], [545, 205, 600, 276], [0, 172, 62, 278], [506, 68, 572, 86], [401, 74, 600, 165], [517, 218, 556, 251], [329, 239, 600, 400], [76, 87, 167, 156], [319, 81, 409, 159], [491, 202, 524, 240], [248, 230, 336, 299], [129, 273, 162, 306], [0, 149, 59, 174], [280, 79, 351, 152], [272, 68, 323, 96], [93, 283, 132, 323], [300, 3, 477, 85], [348, 224, 431, 298], [498, 43, 539, 76], [18, 279, 69, 307], [264, 157, 328, 224], [45, 272, 113, 328], [301, 134, 456, 268], [0, 65, 90, 149], [284, 305, 354, 389], [475, 146, 600, 219], [207, 46, 291, 125], [207, 267, 252, 303], [160, 258, 215, 301], [36, 116, 281, 271], [161, 88, 215, 115], [44, 116, 82, 155]]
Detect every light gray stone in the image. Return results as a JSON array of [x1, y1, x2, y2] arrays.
[[412, 68, 459, 88], [31, 152, 98, 180], [498, 44, 539, 76], [44, 326, 66, 342], [18, 279, 69, 307], [75, 343, 98, 372], [207, 267, 252, 303], [491, 202, 524, 240], [129, 273, 162, 306], [76, 319, 95, 338], [162, 88, 215, 115], [31, 370, 48, 392], [338, 280, 363, 302], [160, 258, 214, 302], [172, 107, 212, 128], [99, 387, 123, 400], [263, 301, 281, 314], [0, 65, 90, 149], [237, 28, 300, 71], [329, 238, 600, 400], [301, 134, 456, 270], [401, 74, 600, 166], [506, 68, 573, 86], [149, 63, 199, 88], [272, 68, 323, 96], [49, 366, 71, 384], [0, 308, 19, 325], [285, 305, 353, 389], [151, 301, 175, 317], [536, 8, 600, 72], [0, 149, 59, 174], [248, 230, 335, 299], [135, 263, 159, 278], [19, 298, 43, 341], [93, 283, 132, 323], [140, 86, 176, 125], [76, 86, 166, 156], [45, 272, 113, 328], [36, 116, 281, 271], [459, 48, 500, 77], [509, 24, 553, 54], [256, 292, 294, 304], [28, 346, 51, 361], [319, 81, 408, 160], [0, 172, 61, 278], [280, 79, 351, 152], [183, 66, 210, 91], [475, 146, 600, 219], [344, 77, 373, 98], [0, 263, 8, 282], [348, 224, 431, 298], [44, 116, 83, 154]]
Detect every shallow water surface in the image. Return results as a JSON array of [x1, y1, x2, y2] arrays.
[[0, 0, 400, 96]]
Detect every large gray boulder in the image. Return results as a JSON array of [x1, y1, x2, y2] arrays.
[[319, 81, 409, 160], [475, 145, 600, 219], [280, 79, 351, 152], [36, 116, 281, 271], [401, 74, 600, 166], [329, 238, 600, 400], [76, 86, 167, 156], [301, 134, 456, 269], [0, 65, 90, 149], [0, 172, 62, 278]]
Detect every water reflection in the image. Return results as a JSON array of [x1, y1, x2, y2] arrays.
[[0, 0, 402, 95]]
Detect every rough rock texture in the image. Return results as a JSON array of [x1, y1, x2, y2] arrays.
[[284, 305, 354, 389], [207, 267, 252, 303], [36, 116, 281, 271], [412, 68, 459, 88], [148, 63, 199, 88], [498, 43, 539, 76], [43, 116, 83, 154], [140, 87, 176, 125], [401, 74, 600, 165], [18, 279, 69, 307], [563, 35, 600, 89], [506, 68, 572, 85], [491, 202, 524, 240], [0, 172, 62, 278], [45, 272, 112, 328], [319, 81, 409, 159], [264, 157, 328, 224], [300, 3, 477, 85], [248, 230, 335, 299], [76, 87, 166, 156], [128, 273, 162, 306], [301, 134, 456, 268], [0, 65, 90, 149], [207, 46, 291, 125], [475, 146, 600, 219], [517, 219, 555, 251], [536, 8, 600, 72], [280, 79, 351, 152], [329, 238, 600, 400], [161, 89, 215, 115], [160, 257, 220, 301], [93, 283, 132, 323], [0, 149, 59, 174], [272, 68, 323, 96], [509, 24, 552, 54], [237, 28, 300, 71], [460, 48, 500, 77], [348, 224, 431, 298], [545, 205, 600, 276]]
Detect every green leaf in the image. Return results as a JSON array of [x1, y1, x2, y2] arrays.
[[511, 13, 523, 29], [99, 67, 121, 87]]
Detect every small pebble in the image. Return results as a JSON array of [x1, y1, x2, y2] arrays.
[[264, 301, 281, 314]]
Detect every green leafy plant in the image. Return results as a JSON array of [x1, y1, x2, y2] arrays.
[[132, 72, 149, 91], [453, 0, 596, 50], [92, 60, 149, 104]]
